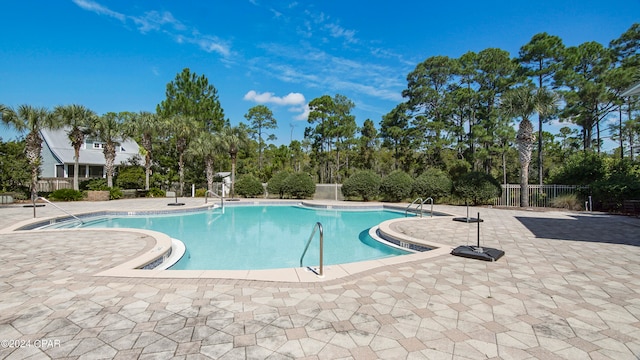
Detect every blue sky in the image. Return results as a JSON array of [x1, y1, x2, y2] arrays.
[[1, 0, 638, 146]]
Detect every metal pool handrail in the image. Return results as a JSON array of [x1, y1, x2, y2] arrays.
[[35, 196, 84, 224], [421, 197, 434, 217], [405, 197, 423, 217], [300, 222, 324, 277], [204, 190, 224, 210]]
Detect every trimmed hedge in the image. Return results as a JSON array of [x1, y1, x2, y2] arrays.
[[267, 171, 291, 199], [283, 172, 316, 199], [115, 166, 145, 189], [147, 187, 166, 198], [453, 171, 502, 205], [235, 175, 265, 198], [412, 168, 452, 200], [341, 170, 381, 201], [49, 189, 84, 201], [380, 170, 413, 202]]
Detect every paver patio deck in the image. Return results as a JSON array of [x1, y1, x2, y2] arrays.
[[0, 198, 639, 359]]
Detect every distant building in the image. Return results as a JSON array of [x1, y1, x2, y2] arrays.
[[40, 127, 141, 179], [621, 81, 640, 97]]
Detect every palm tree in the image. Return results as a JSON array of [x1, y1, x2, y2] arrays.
[[125, 111, 160, 190], [53, 104, 96, 190], [501, 86, 537, 208], [1, 105, 60, 200], [220, 125, 248, 199], [169, 115, 199, 196], [92, 112, 127, 187], [186, 131, 222, 194]]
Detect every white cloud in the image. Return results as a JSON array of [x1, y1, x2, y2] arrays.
[[72, 0, 125, 22], [244, 91, 308, 120], [132, 10, 186, 33], [244, 90, 305, 106], [73, 0, 231, 59], [291, 104, 310, 121], [325, 23, 357, 44]]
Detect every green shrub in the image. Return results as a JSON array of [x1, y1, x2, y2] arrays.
[[283, 172, 316, 199], [412, 168, 452, 200], [550, 194, 583, 211], [49, 189, 84, 201], [81, 178, 108, 191], [341, 170, 381, 201], [549, 152, 606, 185], [235, 175, 265, 198], [195, 188, 207, 197], [453, 171, 502, 205], [109, 187, 123, 200], [147, 187, 165, 198], [380, 170, 413, 202], [115, 166, 145, 189], [267, 171, 291, 198], [590, 165, 640, 206]]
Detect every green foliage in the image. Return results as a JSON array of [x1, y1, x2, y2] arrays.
[[157, 68, 225, 132], [147, 187, 166, 198], [549, 152, 606, 185], [550, 194, 583, 211], [453, 171, 502, 205], [267, 171, 291, 198], [194, 188, 207, 197], [0, 140, 30, 192], [283, 172, 316, 199], [590, 159, 640, 207], [235, 175, 265, 198], [115, 166, 145, 189], [49, 189, 84, 201], [80, 178, 108, 191], [412, 168, 452, 200], [380, 170, 413, 202], [109, 187, 123, 200], [341, 170, 381, 201]]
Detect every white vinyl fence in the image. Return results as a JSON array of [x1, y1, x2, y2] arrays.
[[37, 178, 73, 192], [493, 184, 586, 208]]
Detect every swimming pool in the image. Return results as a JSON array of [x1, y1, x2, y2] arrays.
[[59, 205, 411, 270]]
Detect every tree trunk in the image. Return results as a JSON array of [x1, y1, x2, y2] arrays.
[[145, 152, 151, 190], [74, 147, 80, 191], [179, 152, 184, 196], [520, 161, 530, 207], [230, 154, 236, 199], [104, 143, 116, 188], [25, 131, 42, 201], [538, 116, 543, 185], [517, 119, 534, 208], [205, 156, 214, 193]]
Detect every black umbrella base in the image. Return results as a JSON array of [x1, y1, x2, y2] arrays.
[[451, 245, 504, 261], [453, 217, 484, 223]]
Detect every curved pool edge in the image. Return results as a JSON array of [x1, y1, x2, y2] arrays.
[[94, 216, 454, 283], [5, 199, 456, 283]]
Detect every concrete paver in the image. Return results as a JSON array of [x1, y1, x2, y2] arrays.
[[0, 198, 639, 359]]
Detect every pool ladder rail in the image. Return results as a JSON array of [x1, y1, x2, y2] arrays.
[[405, 197, 434, 218], [300, 222, 324, 277], [33, 196, 85, 225], [204, 190, 224, 210]]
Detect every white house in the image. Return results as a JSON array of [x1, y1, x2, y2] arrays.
[[40, 127, 141, 179]]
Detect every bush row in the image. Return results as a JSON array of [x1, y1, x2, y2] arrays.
[[341, 169, 501, 205]]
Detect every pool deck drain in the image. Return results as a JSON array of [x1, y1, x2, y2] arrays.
[[1, 198, 639, 359]]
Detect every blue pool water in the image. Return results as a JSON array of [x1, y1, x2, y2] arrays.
[[65, 205, 410, 270]]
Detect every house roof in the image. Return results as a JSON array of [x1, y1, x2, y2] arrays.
[[41, 127, 140, 166], [621, 81, 640, 97]]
